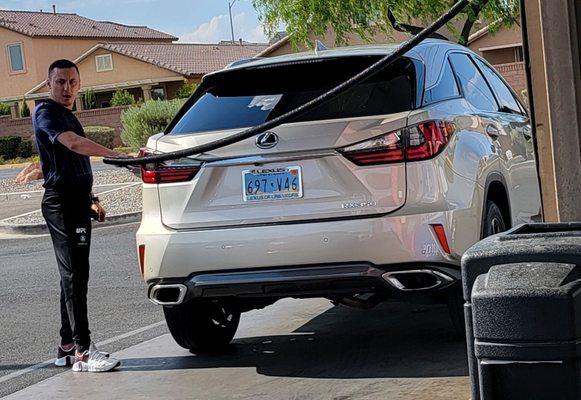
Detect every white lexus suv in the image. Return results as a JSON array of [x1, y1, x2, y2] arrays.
[[136, 39, 541, 351]]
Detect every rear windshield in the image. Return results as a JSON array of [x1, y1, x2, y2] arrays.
[[169, 57, 417, 135]]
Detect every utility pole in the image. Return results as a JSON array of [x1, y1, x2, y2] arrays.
[[228, 0, 238, 44]]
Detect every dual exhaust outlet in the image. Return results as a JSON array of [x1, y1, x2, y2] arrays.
[[148, 268, 455, 306]]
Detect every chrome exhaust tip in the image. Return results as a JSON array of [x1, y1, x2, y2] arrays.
[[149, 284, 187, 305], [381, 269, 454, 291]]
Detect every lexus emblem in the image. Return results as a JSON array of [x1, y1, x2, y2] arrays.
[[255, 132, 279, 149]]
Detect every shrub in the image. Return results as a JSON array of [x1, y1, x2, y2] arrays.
[[0, 136, 22, 160], [17, 140, 34, 158], [120, 99, 185, 150], [175, 83, 198, 99], [0, 103, 11, 116], [84, 126, 116, 149], [20, 98, 30, 118], [111, 89, 136, 107], [83, 89, 96, 110]]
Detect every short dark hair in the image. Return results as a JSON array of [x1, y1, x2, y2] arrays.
[[48, 59, 79, 78]]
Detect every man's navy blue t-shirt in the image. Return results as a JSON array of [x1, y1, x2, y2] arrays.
[[33, 99, 93, 190]]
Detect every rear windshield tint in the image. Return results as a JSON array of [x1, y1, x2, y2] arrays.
[[169, 57, 416, 135]]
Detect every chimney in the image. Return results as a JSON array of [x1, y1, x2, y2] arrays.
[[52, 5, 56, 14]]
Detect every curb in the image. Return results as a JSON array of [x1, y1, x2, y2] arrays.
[[0, 211, 142, 235]]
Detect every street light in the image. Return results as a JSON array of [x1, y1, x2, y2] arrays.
[[228, 0, 238, 43]]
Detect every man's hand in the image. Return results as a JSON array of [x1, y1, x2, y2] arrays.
[[15, 161, 43, 183], [91, 202, 106, 222]]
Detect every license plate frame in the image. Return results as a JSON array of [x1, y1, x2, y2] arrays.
[[242, 166, 303, 202]]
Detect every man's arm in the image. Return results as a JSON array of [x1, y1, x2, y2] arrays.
[[57, 131, 123, 157]]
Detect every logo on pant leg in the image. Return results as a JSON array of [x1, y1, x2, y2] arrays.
[[76, 227, 88, 245]]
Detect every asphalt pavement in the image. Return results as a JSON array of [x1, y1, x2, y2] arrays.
[[0, 222, 165, 398]]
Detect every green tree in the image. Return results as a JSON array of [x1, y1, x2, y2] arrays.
[[110, 89, 136, 106], [20, 98, 30, 118], [83, 89, 96, 110], [175, 83, 199, 99], [0, 103, 11, 116], [253, 0, 519, 46]]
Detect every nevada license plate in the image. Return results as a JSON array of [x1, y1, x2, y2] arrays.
[[242, 166, 303, 202]]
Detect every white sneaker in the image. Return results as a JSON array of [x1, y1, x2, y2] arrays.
[[88, 343, 110, 357], [72, 350, 120, 373]]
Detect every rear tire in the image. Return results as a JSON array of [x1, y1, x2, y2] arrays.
[[482, 200, 507, 237], [164, 300, 240, 352], [446, 200, 507, 337]]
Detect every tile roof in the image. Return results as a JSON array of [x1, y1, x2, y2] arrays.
[[99, 42, 269, 76], [0, 10, 176, 40]]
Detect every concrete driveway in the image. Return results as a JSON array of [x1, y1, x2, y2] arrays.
[[4, 299, 470, 400]]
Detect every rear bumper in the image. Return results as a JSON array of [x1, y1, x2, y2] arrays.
[[137, 209, 474, 282], [147, 262, 460, 305]]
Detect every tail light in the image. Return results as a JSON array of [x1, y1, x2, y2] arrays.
[[339, 130, 404, 165], [431, 224, 451, 254], [339, 120, 455, 165], [138, 244, 145, 276], [138, 148, 200, 184]]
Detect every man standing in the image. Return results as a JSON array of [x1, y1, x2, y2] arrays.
[[34, 59, 125, 372]]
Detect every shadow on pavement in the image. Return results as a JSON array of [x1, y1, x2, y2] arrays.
[[120, 301, 468, 379]]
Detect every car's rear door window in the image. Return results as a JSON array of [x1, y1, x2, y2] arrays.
[[449, 53, 498, 112], [474, 58, 524, 115], [169, 57, 417, 135]]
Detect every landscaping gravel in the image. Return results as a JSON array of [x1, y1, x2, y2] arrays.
[[0, 167, 140, 195], [0, 167, 142, 226]]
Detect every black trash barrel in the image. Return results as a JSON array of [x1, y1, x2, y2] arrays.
[[473, 261, 581, 399], [461, 222, 581, 400]]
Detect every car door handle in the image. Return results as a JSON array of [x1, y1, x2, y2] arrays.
[[486, 124, 500, 139]]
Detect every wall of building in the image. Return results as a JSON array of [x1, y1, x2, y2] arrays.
[[495, 62, 527, 99], [0, 27, 38, 99], [468, 26, 523, 55], [29, 48, 184, 96], [0, 105, 130, 147], [80, 48, 182, 87], [0, 114, 34, 140], [482, 47, 520, 65], [1, 31, 175, 101]]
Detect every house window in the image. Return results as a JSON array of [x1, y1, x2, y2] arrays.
[[95, 54, 113, 72], [151, 87, 166, 100], [7, 43, 25, 73]]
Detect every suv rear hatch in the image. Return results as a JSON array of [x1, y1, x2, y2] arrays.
[[151, 55, 421, 230]]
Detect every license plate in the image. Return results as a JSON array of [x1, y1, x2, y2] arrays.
[[242, 166, 303, 202]]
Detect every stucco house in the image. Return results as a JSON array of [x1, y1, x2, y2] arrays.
[[0, 9, 267, 113], [25, 41, 268, 110]]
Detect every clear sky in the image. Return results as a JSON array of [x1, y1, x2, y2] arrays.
[[0, 0, 270, 43]]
